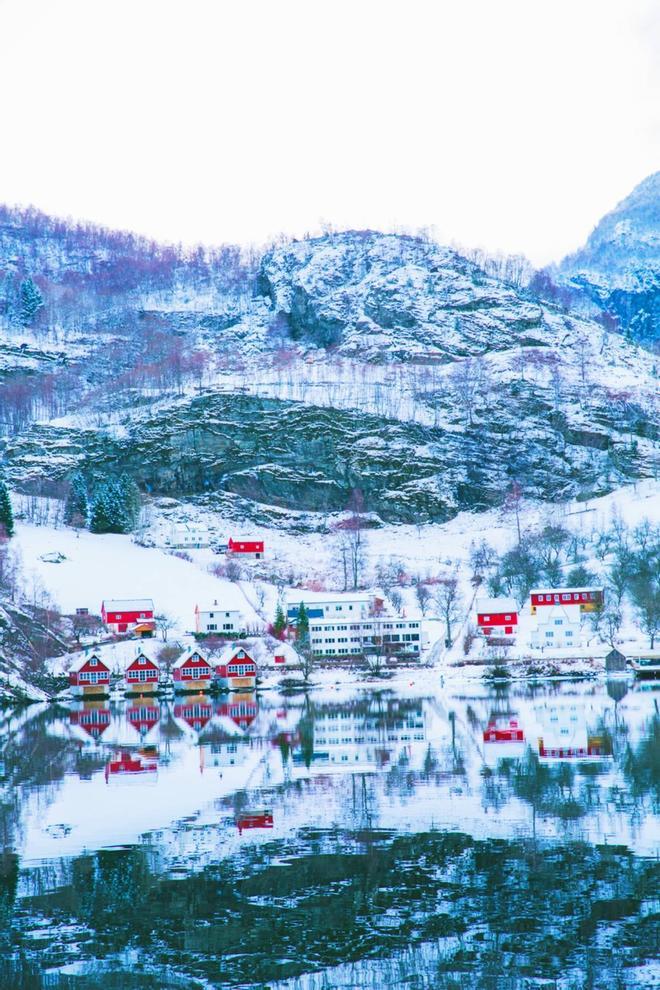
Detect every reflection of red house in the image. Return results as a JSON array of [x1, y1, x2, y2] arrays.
[[216, 694, 258, 729], [236, 811, 273, 834], [127, 703, 160, 736], [105, 749, 158, 782], [174, 700, 214, 731], [538, 736, 610, 760], [69, 706, 111, 739], [483, 718, 524, 743]]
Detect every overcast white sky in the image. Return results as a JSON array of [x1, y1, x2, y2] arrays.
[[0, 0, 657, 265]]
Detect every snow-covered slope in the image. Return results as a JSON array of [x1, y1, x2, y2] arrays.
[[558, 172, 659, 343]]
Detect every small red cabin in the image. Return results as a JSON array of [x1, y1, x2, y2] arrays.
[[236, 811, 273, 833], [227, 537, 264, 558], [69, 654, 111, 693], [475, 598, 518, 637], [172, 649, 213, 687], [125, 653, 160, 689], [101, 598, 155, 634]]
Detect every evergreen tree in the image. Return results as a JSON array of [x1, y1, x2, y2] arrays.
[[89, 475, 141, 534], [273, 602, 287, 638], [19, 278, 44, 326], [65, 472, 89, 527], [118, 473, 141, 530], [296, 602, 309, 646], [0, 480, 14, 538], [89, 484, 115, 534]]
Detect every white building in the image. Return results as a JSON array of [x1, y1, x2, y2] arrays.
[[308, 615, 424, 658], [169, 521, 210, 549], [529, 603, 582, 649], [286, 591, 380, 624], [195, 602, 244, 635]]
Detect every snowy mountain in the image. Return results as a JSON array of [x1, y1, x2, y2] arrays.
[[557, 172, 660, 344], [0, 207, 658, 529]]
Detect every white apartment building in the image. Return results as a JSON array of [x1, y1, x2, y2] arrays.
[[308, 615, 424, 658], [529, 603, 582, 649], [195, 602, 245, 635], [286, 591, 378, 624], [169, 521, 210, 549]]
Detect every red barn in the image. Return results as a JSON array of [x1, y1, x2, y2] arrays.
[[227, 537, 264, 558], [101, 598, 155, 635], [124, 652, 160, 694], [530, 587, 604, 615], [172, 648, 213, 692], [475, 598, 518, 637], [69, 653, 111, 696]]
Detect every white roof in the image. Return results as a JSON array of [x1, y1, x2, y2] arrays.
[[476, 597, 517, 613], [531, 587, 602, 596], [103, 598, 154, 611], [69, 652, 106, 672], [285, 590, 372, 605], [216, 644, 255, 665], [197, 604, 243, 615], [535, 603, 581, 624], [172, 647, 210, 670], [172, 521, 208, 532]]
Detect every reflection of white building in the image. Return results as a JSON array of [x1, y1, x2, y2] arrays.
[[293, 704, 429, 772], [308, 617, 425, 658], [533, 697, 611, 762], [530, 604, 581, 649]]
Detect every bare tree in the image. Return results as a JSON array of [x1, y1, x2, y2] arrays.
[[434, 574, 462, 647], [155, 612, 175, 642], [333, 489, 367, 590], [414, 581, 432, 616]]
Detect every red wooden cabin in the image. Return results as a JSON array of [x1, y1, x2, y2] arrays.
[[227, 537, 264, 558], [475, 598, 518, 637], [69, 654, 111, 695], [101, 598, 155, 634], [172, 649, 213, 690], [125, 652, 160, 692]]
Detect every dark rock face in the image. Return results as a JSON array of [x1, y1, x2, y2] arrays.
[[558, 172, 660, 344]]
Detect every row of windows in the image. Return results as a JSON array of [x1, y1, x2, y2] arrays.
[[78, 671, 109, 683], [127, 669, 157, 681], [205, 623, 237, 631], [310, 621, 420, 633], [181, 667, 210, 678], [544, 630, 574, 638], [536, 592, 597, 602], [226, 664, 255, 677]]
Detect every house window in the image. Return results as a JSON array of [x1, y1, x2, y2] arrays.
[[505, 615, 511, 621], [505, 626, 513, 635], [573, 594, 579, 601], [554, 619, 563, 626], [545, 631, 554, 638], [139, 656, 146, 664], [208, 624, 217, 631], [138, 670, 148, 681], [562, 594, 570, 601], [566, 631, 573, 637], [90, 658, 97, 667], [483, 615, 490, 622], [209, 612, 214, 618]]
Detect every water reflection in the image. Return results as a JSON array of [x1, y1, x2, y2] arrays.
[[0, 680, 658, 988]]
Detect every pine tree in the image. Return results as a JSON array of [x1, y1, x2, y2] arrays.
[[0, 480, 14, 538], [19, 278, 44, 326], [273, 602, 287, 638], [296, 602, 309, 646], [89, 475, 141, 534], [89, 484, 114, 534], [118, 474, 141, 530], [65, 472, 89, 527]]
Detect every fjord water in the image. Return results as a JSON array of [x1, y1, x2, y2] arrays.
[[1, 680, 657, 989]]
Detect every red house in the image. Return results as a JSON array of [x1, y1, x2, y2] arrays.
[[483, 718, 524, 743], [227, 537, 264, 559], [236, 811, 273, 833], [475, 598, 518, 637], [530, 587, 604, 615], [105, 750, 158, 782], [215, 646, 257, 691], [172, 648, 213, 692], [101, 598, 155, 635], [124, 652, 160, 694], [69, 653, 111, 697]]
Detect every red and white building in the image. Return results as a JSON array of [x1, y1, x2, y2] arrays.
[[124, 652, 160, 695], [101, 598, 155, 636], [475, 597, 518, 638], [126, 701, 160, 737], [105, 750, 158, 782], [215, 645, 257, 691], [69, 703, 111, 740], [530, 587, 604, 615], [173, 699, 214, 733], [172, 648, 213, 692], [68, 653, 111, 697], [227, 537, 264, 559]]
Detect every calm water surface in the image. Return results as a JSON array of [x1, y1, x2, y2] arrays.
[[0, 679, 658, 989]]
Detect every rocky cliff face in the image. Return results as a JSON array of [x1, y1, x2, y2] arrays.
[[558, 172, 660, 344]]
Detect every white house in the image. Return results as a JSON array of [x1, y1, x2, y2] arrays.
[[530, 604, 582, 649], [286, 591, 380, 624], [195, 602, 244, 636], [169, 521, 210, 549], [308, 615, 425, 658]]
